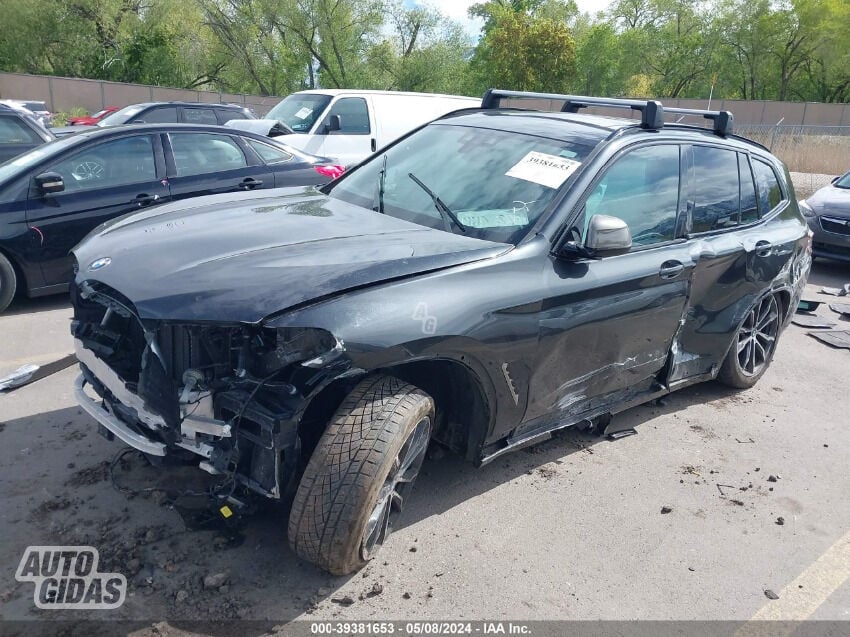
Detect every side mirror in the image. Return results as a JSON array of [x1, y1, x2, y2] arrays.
[[327, 114, 342, 133], [34, 172, 64, 195], [585, 214, 632, 256]]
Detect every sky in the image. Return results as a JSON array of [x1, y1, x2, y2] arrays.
[[422, 0, 612, 37]]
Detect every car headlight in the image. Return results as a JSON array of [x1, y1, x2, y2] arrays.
[[798, 199, 816, 218], [267, 327, 345, 369]]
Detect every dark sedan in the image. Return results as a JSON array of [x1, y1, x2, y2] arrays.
[[0, 124, 343, 312], [800, 171, 850, 262], [0, 104, 55, 163]]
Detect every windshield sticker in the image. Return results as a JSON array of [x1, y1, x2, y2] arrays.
[[457, 208, 529, 228], [506, 151, 581, 189], [293, 107, 313, 120]]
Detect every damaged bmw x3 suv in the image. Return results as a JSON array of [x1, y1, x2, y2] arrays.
[[71, 90, 811, 575]]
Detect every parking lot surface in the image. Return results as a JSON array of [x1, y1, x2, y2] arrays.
[[0, 260, 848, 630]]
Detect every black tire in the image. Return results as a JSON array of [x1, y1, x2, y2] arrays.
[[0, 252, 17, 313], [717, 293, 782, 389], [288, 375, 434, 575]]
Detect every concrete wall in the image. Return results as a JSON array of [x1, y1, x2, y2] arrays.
[[1, 72, 848, 125], [0, 72, 283, 116]]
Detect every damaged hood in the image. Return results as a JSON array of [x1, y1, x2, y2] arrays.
[[73, 187, 509, 323]]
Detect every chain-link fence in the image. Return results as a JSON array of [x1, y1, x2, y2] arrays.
[[736, 125, 850, 176]]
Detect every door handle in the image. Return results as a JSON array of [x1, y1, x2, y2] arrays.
[[238, 178, 263, 190], [134, 193, 159, 206], [659, 260, 685, 279], [755, 240, 772, 257], [371, 138, 377, 152]]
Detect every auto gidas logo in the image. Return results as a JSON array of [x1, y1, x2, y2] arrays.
[[15, 546, 126, 609]]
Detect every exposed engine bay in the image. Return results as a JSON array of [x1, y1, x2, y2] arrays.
[[71, 279, 347, 500]]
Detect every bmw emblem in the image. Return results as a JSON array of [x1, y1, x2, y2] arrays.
[[88, 257, 112, 271]]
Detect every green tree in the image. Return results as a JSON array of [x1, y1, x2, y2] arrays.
[[471, 8, 577, 93]]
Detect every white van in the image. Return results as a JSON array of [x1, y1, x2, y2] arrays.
[[227, 90, 479, 166]]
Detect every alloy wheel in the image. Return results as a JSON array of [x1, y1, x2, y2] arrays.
[[736, 295, 780, 377], [361, 416, 431, 560]]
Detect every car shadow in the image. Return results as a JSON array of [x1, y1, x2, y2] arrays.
[[4, 293, 71, 317], [0, 381, 741, 630]]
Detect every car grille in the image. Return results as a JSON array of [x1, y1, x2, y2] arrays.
[[820, 216, 850, 236]]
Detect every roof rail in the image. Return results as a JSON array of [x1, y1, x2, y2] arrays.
[[480, 89, 734, 136]]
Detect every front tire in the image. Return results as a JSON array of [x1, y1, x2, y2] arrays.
[[0, 252, 18, 313], [717, 293, 781, 389], [288, 375, 434, 575]]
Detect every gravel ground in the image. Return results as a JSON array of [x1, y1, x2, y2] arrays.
[[0, 261, 848, 634]]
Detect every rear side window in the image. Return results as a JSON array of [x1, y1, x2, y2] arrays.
[[739, 154, 758, 223], [691, 146, 740, 232], [169, 133, 247, 176], [139, 107, 177, 123], [0, 116, 41, 144], [214, 108, 242, 124], [752, 159, 783, 214], [585, 144, 681, 246], [320, 98, 370, 134], [183, 108, 218, 125], [246, 139, 292, 164]]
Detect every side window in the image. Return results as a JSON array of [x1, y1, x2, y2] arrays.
[[585, 144, 681, 247], [739, 154, 759, 223], [169, 133, 247, 176], [246, 139, 292, 164], [183, 108, 218, 125], [752, 159, 783, 215], [691, 146, 740, 232], [214, 108, 240, 124], [48, 136, 156, 191], [0, 116, 41, 144], [138, 107, 177, 123], [320, 98, 370, 134]]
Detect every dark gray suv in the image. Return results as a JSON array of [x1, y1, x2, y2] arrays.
[[70, 90, 811, 575]]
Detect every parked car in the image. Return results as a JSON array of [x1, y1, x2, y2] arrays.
[[0, 123, 343, 312], [0, 103, 55, 163], [70, 90, 811, 575], [66, 106, 121, 126], [53, 102, 256, 137], [227, 89, 478, 165], [799, 171, 850, 262], [0, 99, 53, 127]]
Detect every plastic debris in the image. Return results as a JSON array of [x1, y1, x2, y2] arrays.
[[791, 315, 834, 328], [0, 364, 40, 391], [828, 303, 850, 317], [808, 330, 850, 349]]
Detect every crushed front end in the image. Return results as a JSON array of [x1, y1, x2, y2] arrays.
[[70, 279, 349, 499]]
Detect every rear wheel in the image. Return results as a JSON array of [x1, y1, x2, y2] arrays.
[[288, 375, 434, 575], [0, 252, 17, 313], [717, 294, 781, 389]]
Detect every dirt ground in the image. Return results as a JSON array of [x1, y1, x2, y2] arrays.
[[0, 260, 848, 635]]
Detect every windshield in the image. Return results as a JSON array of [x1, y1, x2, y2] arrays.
[[835, 172, 850, 188], [265, 94, 332, 133], [98, 105, 145, 127], [328, 123, 594, 244]]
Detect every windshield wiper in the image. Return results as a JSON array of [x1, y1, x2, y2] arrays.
[[407, 172, 467, 233], [374, 154, 387, 214]]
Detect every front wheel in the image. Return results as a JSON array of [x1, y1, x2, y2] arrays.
[[717, 293, 782, 389], [288, 375, 434, 574]]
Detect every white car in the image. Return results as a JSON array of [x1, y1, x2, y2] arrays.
[[227, 89, 479, 166]]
